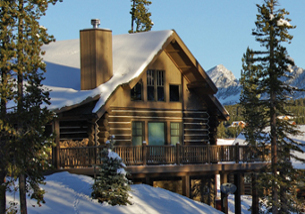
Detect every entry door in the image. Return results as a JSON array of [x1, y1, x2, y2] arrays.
[[148, 122, 165, 145]]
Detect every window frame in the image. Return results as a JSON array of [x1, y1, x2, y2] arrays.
[[147, 69, 165, 102], [170, 122, 182, 145], [169, 84, 180, 102], [130, 80, 143, 101], [132, 121, 144, 146]]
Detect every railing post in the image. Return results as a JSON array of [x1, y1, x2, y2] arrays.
[[176, 143, 180, 165], [207, 143, 210, 164], [53, 119, 60, 169], [235, 143, 240, 163], [142, 141, 147, 165]]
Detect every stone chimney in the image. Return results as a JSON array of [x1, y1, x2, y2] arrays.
[[80, 19, 113, 90]]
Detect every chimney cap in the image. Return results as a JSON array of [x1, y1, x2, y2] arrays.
[[91, 19, 100, 28]]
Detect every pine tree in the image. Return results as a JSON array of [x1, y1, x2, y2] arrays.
[[92, 137, 132, 206], [240, 0, 305, 213], [0, 1, 62, 213], [0, 2, 16, 213], [129, 0, 153, 33]]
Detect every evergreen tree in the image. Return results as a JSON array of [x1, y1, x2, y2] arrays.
[[129, 0, 153, 33], [92, 138, 132, 206], [240, 1, 305, 213], [240, 48, 267, 146], [0, 2, 16, 213], [0, 1, 62, 213]]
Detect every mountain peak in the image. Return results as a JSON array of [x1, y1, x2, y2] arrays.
[[207, 64, 238, 88], [206, 63, 305, 106]]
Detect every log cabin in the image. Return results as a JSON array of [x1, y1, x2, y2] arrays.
[[42, 20, 269, 212], [43, 20, 229, 150]]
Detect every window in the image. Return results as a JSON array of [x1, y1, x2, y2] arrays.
[[132, 121, 144, 146], [170, 122, 181, 145], [147, 70, 164, 101], [170, 85, 180, 102], [148, 122, 165, 145], [131, 80, 142, 101]]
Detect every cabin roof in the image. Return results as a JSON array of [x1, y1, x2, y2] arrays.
[[41, 29, 228, 120]]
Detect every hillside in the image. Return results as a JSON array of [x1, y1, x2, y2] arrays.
[[5, 171, 225, 214]]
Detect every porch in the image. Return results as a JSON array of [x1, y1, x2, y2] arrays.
[[53, 143, 271, 168]]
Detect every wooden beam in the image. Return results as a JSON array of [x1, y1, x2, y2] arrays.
[[182, 175, 191, 198], [234, 173, 241, 214], [53, 120, 60, 169], [220, 173, 228, 214], [187, 81, 208, 89], [252, 173, 259, 214]]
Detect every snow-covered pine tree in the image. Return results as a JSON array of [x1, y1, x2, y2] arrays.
[[240, 0, 305, 213], [92, 137, 132, 206], [0, 1, 62, 213], [129, 0, 153, 33]]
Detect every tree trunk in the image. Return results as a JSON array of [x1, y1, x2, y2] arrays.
[[19, 174, 27, 214], [0, 170, 6, 214], [17, 1, 27, 213]]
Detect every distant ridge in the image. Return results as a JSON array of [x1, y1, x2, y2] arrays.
[[207, 64, 305, 105]]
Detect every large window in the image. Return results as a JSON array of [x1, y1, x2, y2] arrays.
[[131, 80, 143, 101], [147, 70, 164, 101], [132, 121, 144, 146], [170, 122, 181, 145], [148, 122, 165, 145]]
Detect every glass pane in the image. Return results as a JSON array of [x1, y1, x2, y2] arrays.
[[132, 122, 143, 146], [157, 87, 164, 101], [170, 85, 180, 102], [157, 70, 164, 86], [170, 122, 180, 145], [147, 86, 154, 101], [147, 70, 154, 86], [131, 82, 142, 101], [171, 137, 180, 145], [171, 123, 179, 129], [171, 130, 179, 135], [148, 122, 165, 145], [132, 136, 142, 146]]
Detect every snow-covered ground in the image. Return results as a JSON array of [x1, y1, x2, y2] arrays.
[[6, 171, 225, 214]]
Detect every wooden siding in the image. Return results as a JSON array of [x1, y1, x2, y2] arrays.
[[95, 108, 214, 145], [183, 111, 209, 144], [59, 120, 88, 141]]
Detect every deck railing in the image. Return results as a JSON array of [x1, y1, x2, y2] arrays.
[[57, 144, 271, 168]]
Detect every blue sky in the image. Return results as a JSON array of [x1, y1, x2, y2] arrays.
[[40, 0, 305, 79]]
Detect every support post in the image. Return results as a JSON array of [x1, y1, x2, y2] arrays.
[[252, 173, 259, 214], [176, 143, 180, 165], [145, 176, 153, 186], [53, 120, 60, 169], [182, 175, 191, 198], [142, 141, 147, 166], [207, 143, 211, 163], [220, 173, 228, 214], [234, 173, 241, 214], [235, 143, 240, 163]]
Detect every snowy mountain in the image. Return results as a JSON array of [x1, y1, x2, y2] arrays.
[[206, 65, 241, 105], [207, 64, 305, 105]]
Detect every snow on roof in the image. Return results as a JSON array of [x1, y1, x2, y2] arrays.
[[41, 30, 173, 112]]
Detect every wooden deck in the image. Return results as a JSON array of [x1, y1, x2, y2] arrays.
[[54, 144, 271, 176]]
